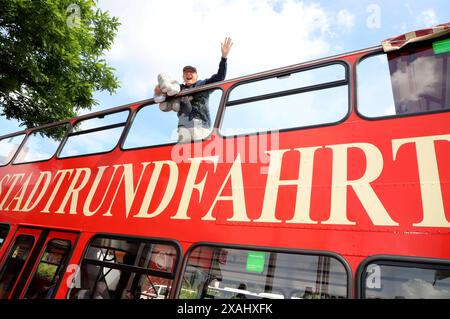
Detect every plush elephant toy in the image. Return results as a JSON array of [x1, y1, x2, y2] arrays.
[[153, 73, 181, 112]]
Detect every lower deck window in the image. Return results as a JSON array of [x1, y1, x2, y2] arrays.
[[23, 239, 72, 299], [361, 260, 450, 299], [68, 236, 179, 299], [0, 224, 10, 249], [0, 235, 35, 299], [179, 245, 349, 299]]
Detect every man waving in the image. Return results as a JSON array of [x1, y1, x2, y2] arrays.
[[177, 37, 233, 142]]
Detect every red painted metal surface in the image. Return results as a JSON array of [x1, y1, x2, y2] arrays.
[[0, 46, 449, 298]]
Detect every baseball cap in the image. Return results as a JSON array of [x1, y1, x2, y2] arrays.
[[183, 65, 197, 73]]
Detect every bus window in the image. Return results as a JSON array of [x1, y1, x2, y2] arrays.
[[221, 64, 348, 136], [179, 246, 348, 299], [229, 64, 346, 101], [68, 236, 179, 299], [361, 260, 450, 299], [123, 89, 222, 148], [14, 124, 67, 164], [59, 110, 129, 158], [0, 224, 10, 249], [23, 239, 72, 299], [358, 38, 450, 118], [0, 134, 25, 166], [0, 235, 35, 299]]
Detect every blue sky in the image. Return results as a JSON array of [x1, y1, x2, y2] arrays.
[[1, 0, 450, 136]]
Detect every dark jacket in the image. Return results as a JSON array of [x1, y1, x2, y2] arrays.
[[178, 57, 227, 128]]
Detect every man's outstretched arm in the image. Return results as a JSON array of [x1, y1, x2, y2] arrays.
[[204, 37, 233, 85]]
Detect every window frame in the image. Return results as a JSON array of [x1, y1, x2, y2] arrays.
[[66, 233, 183, 299], [57, 109, 132, 160], [174, 242, 352, 299], [355, 37, 450, 121], [0, 133, 27, 167], [218, 60, 351, 139], [21, 238, 73, 299], [356, 255, 450, 299], [0, 223, 11, 250], [120, 87, 226, 151], [0, 234, 37, 299], [11, 122, 70, 166]]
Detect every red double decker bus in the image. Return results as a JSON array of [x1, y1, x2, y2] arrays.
[[0, 25, 449, 300]]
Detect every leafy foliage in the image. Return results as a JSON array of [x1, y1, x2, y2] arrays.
[[0, 0, 120, 129]]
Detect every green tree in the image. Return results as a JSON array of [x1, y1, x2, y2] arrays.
[[0, 0, 120, 129]]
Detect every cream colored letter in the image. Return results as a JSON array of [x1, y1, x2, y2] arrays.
[[4, 174, 32, 211], [22, 171, 52, 212], [202, 154, 249, 222], [0, 174, 25, 210], [135, 160, 179, 218], [393, 135, 450, 227], [41, 169, 74, 213], [256, 147, 320, 224], [55, 168, 91, 214], [105, 162, 151, 218], [323, 143, 398, 226], [0, 174, 11, 198], [172, 156, 219, 220], [83, 166, 115, 217]]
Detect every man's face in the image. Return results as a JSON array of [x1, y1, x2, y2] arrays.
[[183, 70, 198, 86]]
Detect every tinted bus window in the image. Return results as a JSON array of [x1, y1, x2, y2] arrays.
[[69, 236, 179, 299], [0, 134, 25, 166], [358, 38, 450, 118], [23, 239, 71, 299], [0, 235, 35, 299], [123, 89, 222, 148], [221, 64, 348, 136], [59, 111, 129, 158], [180, 246, 348, 299], [0, 224, 10, 249], [362, 261, 450, 299], [14, 124, 67, 164]]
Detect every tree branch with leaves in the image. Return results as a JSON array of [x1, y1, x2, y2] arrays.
[[0, 0, 121, 130]]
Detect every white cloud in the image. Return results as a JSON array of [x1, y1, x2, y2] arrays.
[[390, 56, 440, 104], [416, 9, 438, 28], [336, 9, 355, 31], [97, 0, 338, 101], [401, 279, 450, 299]]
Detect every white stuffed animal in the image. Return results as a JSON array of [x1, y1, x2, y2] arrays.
[[153, 73, 181, 112], [158, 73, 180, 96]]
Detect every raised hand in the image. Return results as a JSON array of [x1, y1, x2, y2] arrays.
[[221, 37, 233, 58]]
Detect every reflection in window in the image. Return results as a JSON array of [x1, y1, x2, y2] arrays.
[[180, 246, 348, 299], [23, 239, 72, 299], [0, 235, 35, 299], [123, 89, 222, 148], [0, 135, 24, 166], [68, 236, 178, 299], [14, 125, 67, 164], [363, 262, 450, 299], [59, 111, 129, 158], [0, 224, 10, 249], [358, 39, 450, 118]]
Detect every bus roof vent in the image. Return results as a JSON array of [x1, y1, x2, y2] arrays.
[[382, 22, 450, 52]]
